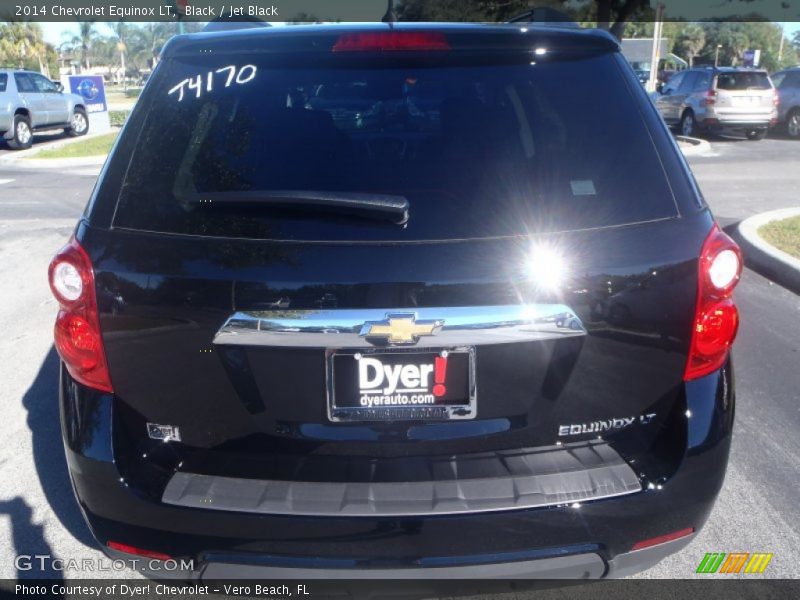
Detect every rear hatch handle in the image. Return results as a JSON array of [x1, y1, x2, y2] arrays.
[[187, 190, 410, 225]]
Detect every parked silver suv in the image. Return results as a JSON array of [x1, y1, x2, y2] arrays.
[[654, 67, 777, 140], [771, 67, 800, 139], [0, 68, 89, 150]]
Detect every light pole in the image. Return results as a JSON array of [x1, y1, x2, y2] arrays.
[[647, 2, 665, 93], [117, 41, 126, 90], [778, 3, 790, 63], [714, 44, 722, 67]]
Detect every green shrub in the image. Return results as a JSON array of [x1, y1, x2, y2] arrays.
[[109, 110, 130, 127], [34, 132, 119, 159], [759, 216, 800, 259], [124, 87, 143, 98]]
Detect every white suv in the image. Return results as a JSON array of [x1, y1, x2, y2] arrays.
[[0, 68, 89, 150], [654, 67, 777, 140]]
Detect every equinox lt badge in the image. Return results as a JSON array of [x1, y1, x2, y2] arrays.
[[558, 413, 657, 437]]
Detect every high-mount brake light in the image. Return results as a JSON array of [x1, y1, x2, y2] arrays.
[[332, 32, 450, 52], [48, 238, 113, 393], [684, 224, 742, 381]]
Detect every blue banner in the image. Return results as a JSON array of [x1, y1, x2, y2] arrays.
[[68, 75, 108, 114]]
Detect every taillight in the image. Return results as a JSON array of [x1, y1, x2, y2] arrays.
[[332, 32, 450, 52], [703, 90, 717, 106], [48, 238, 113, 393], [684, 225, 742, 381], [773, 90, 780, 107]]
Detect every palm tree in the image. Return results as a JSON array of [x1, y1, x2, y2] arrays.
[[726, 31, 750, 66], [108, 22, 130, 85], [133, 23, 164, 70], [676, 24, 706, 67], [0, 22, 50, 72], [75, 21, 96, 72], [126, 22, 202, 72]]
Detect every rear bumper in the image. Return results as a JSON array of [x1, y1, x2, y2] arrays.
[[105, 535, 692, 580], [702, 118, 772, 132], [60, 362, 734, 580], [160, 442, 642, 517]]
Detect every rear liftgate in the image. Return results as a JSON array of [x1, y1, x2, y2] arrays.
[[161, 305, 642, 516]]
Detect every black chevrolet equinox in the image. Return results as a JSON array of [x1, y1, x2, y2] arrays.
[[49, 23, 742, 580]]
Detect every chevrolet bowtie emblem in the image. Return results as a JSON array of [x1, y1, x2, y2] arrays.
[[359, 313, 444, 346]]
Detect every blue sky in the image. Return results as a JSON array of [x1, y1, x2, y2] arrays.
[[783, 22, 800, 37], [39, 21, 800, 48], [41, 22, 89, 46]]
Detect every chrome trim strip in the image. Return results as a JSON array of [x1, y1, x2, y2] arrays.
[[213, 305, 586, 348]]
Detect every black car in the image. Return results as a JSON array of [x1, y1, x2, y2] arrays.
[[49, 23, 742, 580]]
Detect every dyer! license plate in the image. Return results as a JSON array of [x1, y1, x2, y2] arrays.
[[327, 348, 476, 422]]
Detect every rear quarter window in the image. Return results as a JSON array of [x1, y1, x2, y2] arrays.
[[678, 72, 697, 92], [0, 74, 7, 92], [716, 71, 771, 91], [693, 72, 711, 91], [111, 49, 679, 242]]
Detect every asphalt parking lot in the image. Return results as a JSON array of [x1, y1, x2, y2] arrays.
[[0, 132, 68, 159], [0, 134, 799, 581]]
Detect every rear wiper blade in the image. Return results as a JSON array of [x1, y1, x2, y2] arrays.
[[189, 190, 410, 225]]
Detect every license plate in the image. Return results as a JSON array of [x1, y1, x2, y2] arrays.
[[733, 96, 757, 106], [327, 348, 476, 422]]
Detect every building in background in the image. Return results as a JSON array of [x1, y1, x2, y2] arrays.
[[622, 38, 687, 87]]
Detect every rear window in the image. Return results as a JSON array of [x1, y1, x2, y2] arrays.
[[0, 74, 7, 92], [113, 51, 678, 242], [715, 71, 771, 91]]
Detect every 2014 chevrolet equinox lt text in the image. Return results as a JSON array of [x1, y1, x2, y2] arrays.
[[48, 23, 742, 580]]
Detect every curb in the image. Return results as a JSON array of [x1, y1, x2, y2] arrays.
[[675, 136, 711, 157], [6, 156, 107, 169], [0, 130, 114, 168], [737, 208, 800, 295]]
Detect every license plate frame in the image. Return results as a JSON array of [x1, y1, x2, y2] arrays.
[[326, 346, 476, 423]]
